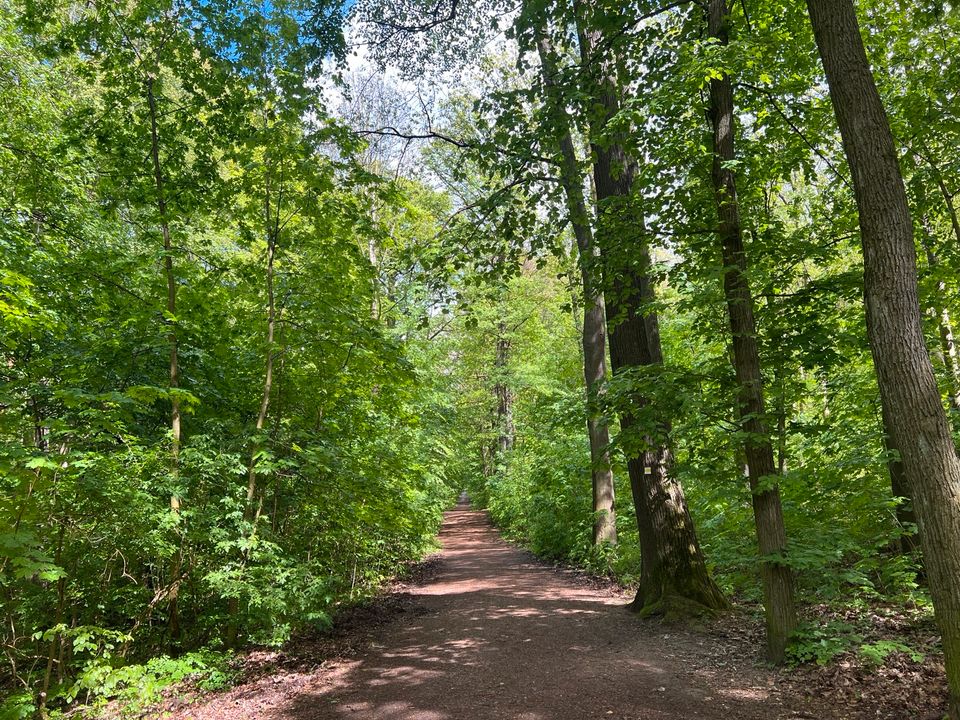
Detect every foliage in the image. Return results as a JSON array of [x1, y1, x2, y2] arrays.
[[786, 621, 926, 668], [859, 640, 925, 668], [5, 0, 960, 711], [787, 620, 863, 666], [0, 0, 455, 713], [351, 0, 944, 676]]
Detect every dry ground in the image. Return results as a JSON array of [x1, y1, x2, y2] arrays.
[[155, 502, 947, 720]]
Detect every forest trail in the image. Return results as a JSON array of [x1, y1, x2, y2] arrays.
[[173, 502, 797, 720]]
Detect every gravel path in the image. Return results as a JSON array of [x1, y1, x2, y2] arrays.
[[172, 502, 798, 720]]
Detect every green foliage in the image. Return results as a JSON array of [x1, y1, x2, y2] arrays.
[[787, 620, 862, 666], [4, 0, 960, 710], [787, 622, 925, 669], [28, 646, 234, 716], [0, 0, 455, 713], [859, 640, 924, 667], [65, 650, 235, 711], [389, 0, 938, 667], [0, 693, 36, 720]]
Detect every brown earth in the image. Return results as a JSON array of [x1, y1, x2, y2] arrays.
[[160, 502, 946, 720]]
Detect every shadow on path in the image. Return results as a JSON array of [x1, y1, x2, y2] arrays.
[[268, 502, 785, 720]]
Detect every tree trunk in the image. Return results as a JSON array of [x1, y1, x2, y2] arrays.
[[227, 144, 281, 649], [481, 444, 494, 478], [494, 321, 515, 456], [147, 75, 182, 642], [583, 292, 618, 546], [533, 31, 618, 547], [706, 0, 796, 663], [774, 366, 788, 475], [806, 0, 960, 713], [573, 2, 727, 615], [38, 519, 66, 715], [879, 402, 918, 555], [246, 181, 278, 513], [919, 228, 960, 411], [916, 146, 960, 259]]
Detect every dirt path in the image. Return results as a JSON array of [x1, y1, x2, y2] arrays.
[[173, 502, 801, 720]]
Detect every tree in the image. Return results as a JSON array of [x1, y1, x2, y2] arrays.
[[0, 2, 458, 711], [532, 26, 618, 546], [567, 0, 727, 615], [705, 0, 796, 662], [806, 0, 960, 713]]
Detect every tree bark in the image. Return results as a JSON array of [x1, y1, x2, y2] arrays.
[[879, 402, 918, 555], [919, 228, 960, 412], [706, 0, 796, 663], [533, 32, 618, 547], [583, 292, 618, 546], [147, 75, 182, 642], [572, 1, 727, 614], [493, 321, 515, 456], [806, 0, 960, 713]]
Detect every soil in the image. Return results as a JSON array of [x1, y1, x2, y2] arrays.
[[156, 502, 948, 720]]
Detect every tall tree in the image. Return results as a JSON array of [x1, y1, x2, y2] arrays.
[[146, 69, 184, 642], [494, 320, 516, 455], [705, 0, 796, 662], [806, 0, 960, 713], [569, 0, 727, 614], [532, 31, 617, 547]]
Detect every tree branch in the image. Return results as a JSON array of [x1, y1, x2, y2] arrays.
[[370, 0, 460, 32], [353, 126, 559, 166], [739, 82, 852, 191]]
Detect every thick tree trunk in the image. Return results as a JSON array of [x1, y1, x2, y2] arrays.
[[534, 33, 617, 547], [706, 0, 796, 663], [806, 0, 960, 713], [147, 76, 182, 642], [572, 3, 727, 615]]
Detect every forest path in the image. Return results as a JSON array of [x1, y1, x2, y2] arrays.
[[174, 502, 797, 720]]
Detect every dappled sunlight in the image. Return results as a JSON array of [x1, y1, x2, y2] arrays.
[[622, 658, 669, 673], [716, 687, 772, 702], [270, 503, 780, 720], [366, 665, 445, 686], [331, 700, 448, 720], [552, 607, 604, 616], [482, 605, 545, 619]]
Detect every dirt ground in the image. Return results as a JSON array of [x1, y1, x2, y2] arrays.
[[158, 502, 947, 720]]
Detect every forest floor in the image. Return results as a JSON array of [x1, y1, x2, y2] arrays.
[[150, 502, 947, 720]]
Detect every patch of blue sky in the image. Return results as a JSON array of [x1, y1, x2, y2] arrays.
[[187, 0, 348, 72]]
